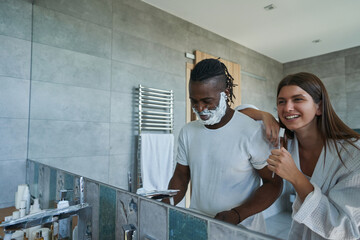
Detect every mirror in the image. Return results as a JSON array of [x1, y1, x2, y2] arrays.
[[1, 0, 357, 239]]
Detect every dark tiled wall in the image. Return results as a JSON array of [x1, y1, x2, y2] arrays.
[[169, 209, 207, 240], [27, 160, 276, 240]]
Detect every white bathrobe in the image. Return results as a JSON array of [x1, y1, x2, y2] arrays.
[[288, 136, 360, 240]]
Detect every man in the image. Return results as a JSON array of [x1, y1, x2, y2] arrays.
[[166, 58, 282, 232]]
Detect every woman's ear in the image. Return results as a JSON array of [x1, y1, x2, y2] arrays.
[[316, 101, 322, 116]]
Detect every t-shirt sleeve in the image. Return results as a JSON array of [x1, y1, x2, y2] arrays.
[[248, 123, 273, 169], [176, 127, 189, 166], [235, 104, 259, 111]]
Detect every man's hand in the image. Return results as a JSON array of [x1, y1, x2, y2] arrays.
[[214, 209, 240, 225], [165, 163, 190, 205]]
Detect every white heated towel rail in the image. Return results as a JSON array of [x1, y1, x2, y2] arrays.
[[136, 84, 174, 190]]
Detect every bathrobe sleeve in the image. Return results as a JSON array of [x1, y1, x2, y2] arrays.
[[292, 151, 360, 239]]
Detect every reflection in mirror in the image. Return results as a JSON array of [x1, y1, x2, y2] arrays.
[[1, 0, 359, 239]]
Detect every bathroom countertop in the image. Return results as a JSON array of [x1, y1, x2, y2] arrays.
[[0, 206, 16, 237]]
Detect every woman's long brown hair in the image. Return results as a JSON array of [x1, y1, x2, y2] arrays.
[[277, 72, 360, 164]]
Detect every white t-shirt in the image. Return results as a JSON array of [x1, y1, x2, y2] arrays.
[[176, 111, 273, 231]]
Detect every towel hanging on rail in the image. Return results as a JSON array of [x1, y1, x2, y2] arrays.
[[140, 133, 174, 191]]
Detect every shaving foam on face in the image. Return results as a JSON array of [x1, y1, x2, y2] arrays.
[[192, 92, 227, 125]]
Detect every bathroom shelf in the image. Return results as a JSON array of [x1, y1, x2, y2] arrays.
[[0, 203, 90, 231]]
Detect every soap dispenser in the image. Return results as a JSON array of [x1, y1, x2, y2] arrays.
[[57, 190, 70, 209]]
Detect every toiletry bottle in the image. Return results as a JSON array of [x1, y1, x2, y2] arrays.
[[23, 232, 28, 240], [53, 224, 59, 240], [50, 225, 54, 240], [39, 231, 44, 240], [34, 232, 40, 240]]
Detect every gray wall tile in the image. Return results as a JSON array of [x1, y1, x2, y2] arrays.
[[32, 43, 111, 90], [0, 35, 31, 79], [328, 92, 346, 114], [111, 60, 185, 96], [111, 61, 147, 94], [186, 32, 230, 61], [139, 199, 167, 240], [33, 6, 111, 59], [241, 75, 267, 95], [0, 118, 28, 161], [34, 156, 109, 184], [345, 53, 360, 74], [0, 76, 30, 118], [284, 58, 345, 79], [0, 160, 26, 208], [113, 1, 187, 52], [108, 154, 134, 190], [28, 120, 109, 158], [241, 91, 268, 112], [110, 123, 135, 155], [35, 0, 112, 28], [112, 31, 185, 75], [346, 72, 360, 92], [111, 92, 134, 123], [0, 0, 32, 40], [322, 76, 346, 94], [30, 81, 110, 122], [347, 91, 360, 128]]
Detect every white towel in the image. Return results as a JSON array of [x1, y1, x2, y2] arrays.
[[140, 133, 174, 191]]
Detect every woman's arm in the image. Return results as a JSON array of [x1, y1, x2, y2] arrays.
[[238, 107, 280, 146], [292, 174, 360, 239], [268, 146, 360, 239]]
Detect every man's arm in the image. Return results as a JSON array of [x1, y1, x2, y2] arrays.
[[163, 163, 190, 205], [214, 167, 283, 224]]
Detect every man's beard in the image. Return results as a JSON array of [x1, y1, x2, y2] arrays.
[[192, 92, 228, 125]]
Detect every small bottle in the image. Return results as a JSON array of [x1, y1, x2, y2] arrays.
[[50, 224, 54, 240], [23, 232, 28, 240], [34, 232, 40, 240], [39, 230, 44, 240], [53, 224, 59, 240]]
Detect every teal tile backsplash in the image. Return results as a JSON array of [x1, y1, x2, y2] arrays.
[[49, 168, 57, 208], [169, 209, 208, 240], [28, 160, 39, 198], [26, 160, 278, 240], [64, 172, 75, 201], [116, 191, 138, 240], [99, 184, 116, 240]]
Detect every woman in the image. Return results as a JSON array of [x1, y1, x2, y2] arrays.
[[241, 72, 360, 239]]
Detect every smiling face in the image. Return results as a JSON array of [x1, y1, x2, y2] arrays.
[[189, 77, 229, 125], [277, 85, 321, 133]]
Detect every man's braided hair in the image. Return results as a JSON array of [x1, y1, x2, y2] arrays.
[[190, 58, 236, 104]]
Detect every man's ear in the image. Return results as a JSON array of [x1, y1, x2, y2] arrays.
[[225, 88, 230, 98], [316, 101, 322, 116]]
